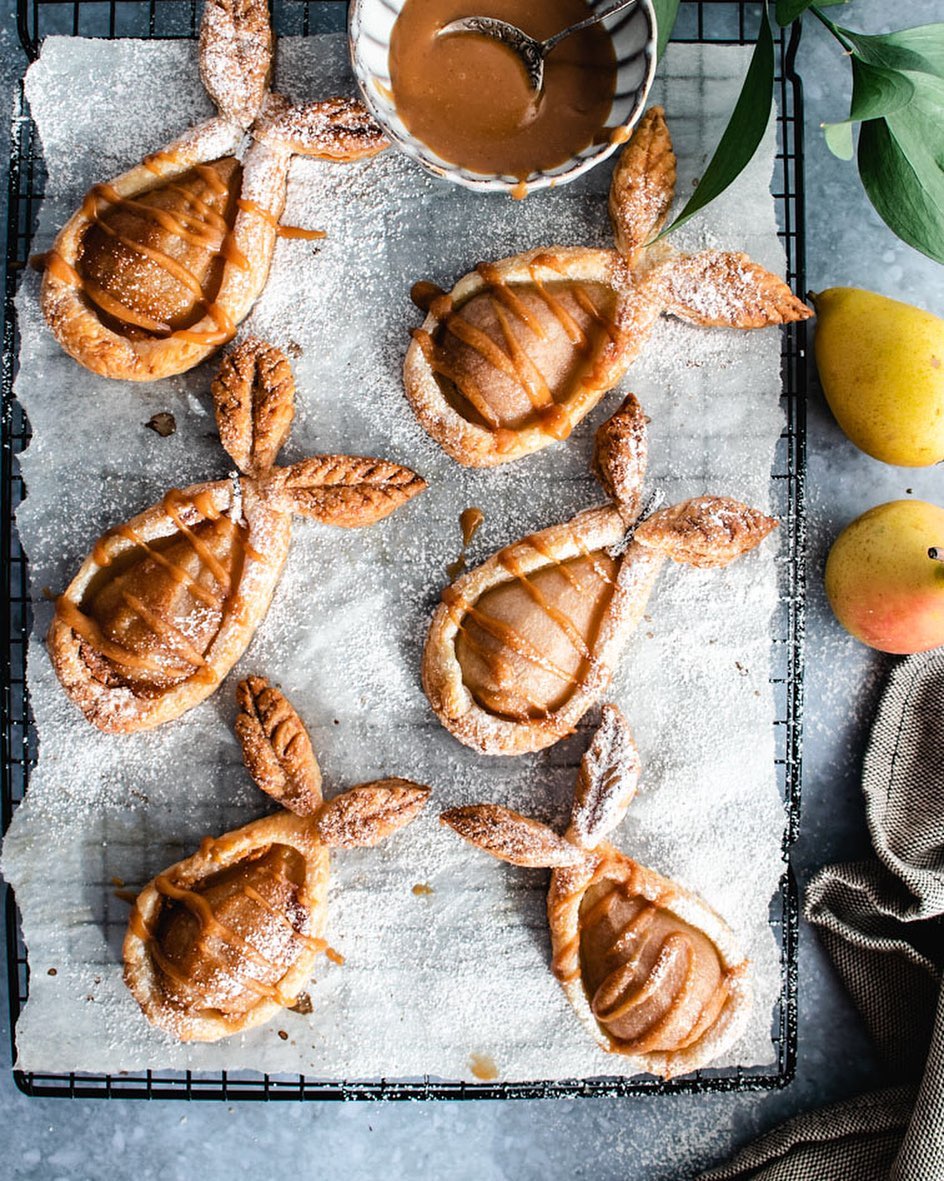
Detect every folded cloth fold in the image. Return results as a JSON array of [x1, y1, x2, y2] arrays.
[[700, 650, 944, 1181]]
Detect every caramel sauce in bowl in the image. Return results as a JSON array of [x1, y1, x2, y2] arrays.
[[349, 0, 656, 195]]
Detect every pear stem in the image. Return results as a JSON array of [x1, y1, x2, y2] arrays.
[[929, 547, 944, 564]]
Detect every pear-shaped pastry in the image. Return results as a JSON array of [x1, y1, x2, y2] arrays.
[[422, 394, 777, 754], [404, 106, 811, 467], [442, 705, 750, 1078], [49, 339, 425, 732], [124, 676, 429, 1042], [38, 0, 387, 381]]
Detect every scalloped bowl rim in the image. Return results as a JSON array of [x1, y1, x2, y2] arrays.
[[347, 0, 658, 195]]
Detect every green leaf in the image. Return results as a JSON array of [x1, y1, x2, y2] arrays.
[[822, 58, 914, 161], [775, 0, 814, 26], [858, 117, 944, 265], [661, 7, 775, 237], [650, 0, 681, 60], [839, 23, 944, 77], [824, 121, 854, 160]]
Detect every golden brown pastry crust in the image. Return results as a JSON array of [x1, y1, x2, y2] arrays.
[[39, 0, 387, 382], [259, 455, 428, 527], [403, 248, 656, 468], [653, 250, 814, 329], [48, 478, 291, 734], [235, 675, 323, 815], [634, 496, 779, 568], [212, 336, 296, 476], [421, 505, 663, 755], [124, 678, 430, 1043], [590, 393, 649, 524], [312, 780, 431, 848], [547, 849, 751, 1078], [123, 810, 330, 1043], [403, 106, 811, 468], [608, 106, 677, 263], [48, 340, 425, 733], [421, 396, 776, 756], [199, 0, 273, 129], [252, 93, 390, 161], [441, 705, 752, 1079], [39, 118, 270, 383]]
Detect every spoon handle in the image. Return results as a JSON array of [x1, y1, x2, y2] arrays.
[[542, 0, 639, 56]]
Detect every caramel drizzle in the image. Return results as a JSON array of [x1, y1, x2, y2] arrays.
[[415, 259, 620, 439], [495, 548, 593, 662], [142, 149, 183, 174], [410, 280, 447, 313], [559, 871, 733, 1056], [593, 933, 695, 1040], [120, 592, 208, 670], [449, 535, 616, 721], [572, 284, 621, 345], [237, 198, 326, 240], [57, 487, 250, 681], [45, 162, 247, 346], [527, 258, 587, 346], [92, 523, 221, 609], [412, 329, 502, 430], [550, 859, 613, 982], [161, 489, 233, 591], [54, 599, 181, 677], [131, 860, 323, 1013]]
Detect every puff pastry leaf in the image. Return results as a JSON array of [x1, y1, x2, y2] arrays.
[[568, 704, 641, 850], [212, 336, 295, 476], [235, 675, 322, 815], [264, 455, 428, 527], [314, 780, 431, 848], [442, 804, 585, 868], [634, 496, 778, 568]]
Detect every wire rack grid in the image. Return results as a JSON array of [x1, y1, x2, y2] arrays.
[[2, 0, 807, 1100]]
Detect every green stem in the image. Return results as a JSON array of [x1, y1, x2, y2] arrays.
[[808, 5, 854, 53]]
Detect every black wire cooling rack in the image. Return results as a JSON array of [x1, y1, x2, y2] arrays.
[[2, 0, 806, 1100]]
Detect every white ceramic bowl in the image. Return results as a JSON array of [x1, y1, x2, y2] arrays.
[[348, 0, 658, 195]]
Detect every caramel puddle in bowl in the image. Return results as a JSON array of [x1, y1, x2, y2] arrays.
[[389, 0, 616, 179]]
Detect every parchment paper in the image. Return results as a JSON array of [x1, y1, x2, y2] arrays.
[[1, 34, 790, 1080]]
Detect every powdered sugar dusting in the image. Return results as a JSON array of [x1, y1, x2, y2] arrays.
[[2, 36, 788, 1080], [570, 705, 641, 849]]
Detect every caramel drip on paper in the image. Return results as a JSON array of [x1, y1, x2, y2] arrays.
[[447, 535, 616, 722], [414, 258, 619, 440], [469, 1052, 499, 1080], [56, 487, 251, 682], [237, 198, 326, 240], [44, 161, 246, 346], [276, 225, 327, 241], [446, 506, 485, 580]]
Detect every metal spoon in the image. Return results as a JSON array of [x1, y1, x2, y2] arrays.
[[438, 0, 638, 94]]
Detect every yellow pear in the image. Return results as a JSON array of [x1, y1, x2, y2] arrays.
[[825, 500, 944, 654], [812, 288, 944, 467]]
